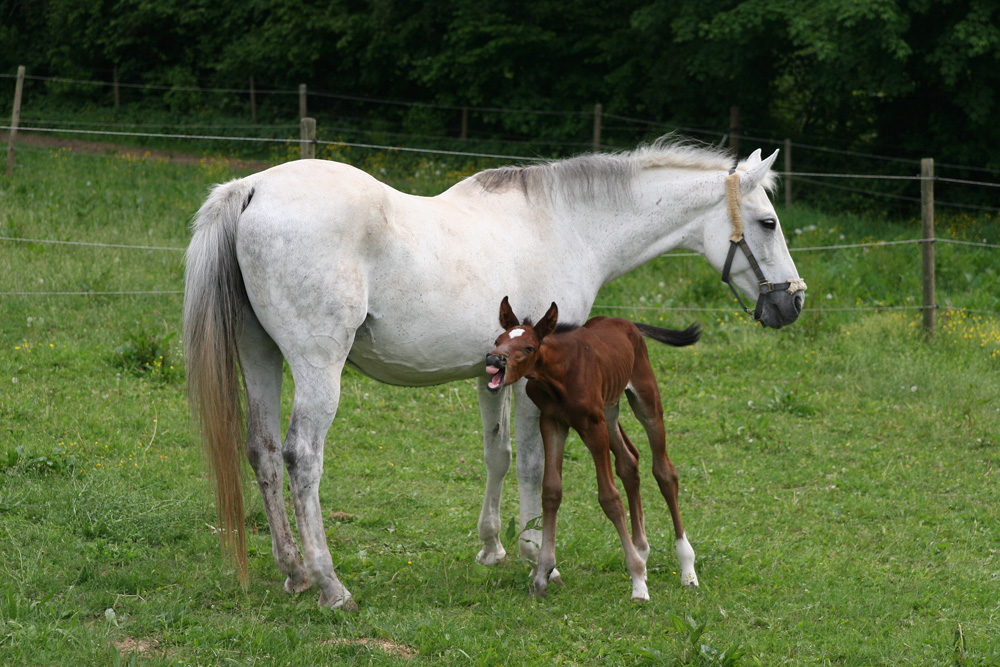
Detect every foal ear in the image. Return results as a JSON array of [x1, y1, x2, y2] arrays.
[[533, 302, 559, 340], [499, 296, 520, 329]]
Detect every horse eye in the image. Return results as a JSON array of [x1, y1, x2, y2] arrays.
[[524, 346, 535, 354], [760, 218, 777, 230]]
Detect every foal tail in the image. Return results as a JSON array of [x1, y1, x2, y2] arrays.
[[183, 178, 256, 586], [634, 322, 701, 348]]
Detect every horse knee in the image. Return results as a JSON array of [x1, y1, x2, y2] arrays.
[[541, 484, 562, 512], [597, 489, 624, 518], [652, 461, 679, 489], [614, 457, 639, 485]]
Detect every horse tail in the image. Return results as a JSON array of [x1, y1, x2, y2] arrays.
[[183, 178, 256, 586], [633, 322, 701, 348]]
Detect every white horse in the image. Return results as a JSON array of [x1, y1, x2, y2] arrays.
[[184, 138, 805, 610]]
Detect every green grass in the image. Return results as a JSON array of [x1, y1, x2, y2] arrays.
[[1, 147, 999, 665]]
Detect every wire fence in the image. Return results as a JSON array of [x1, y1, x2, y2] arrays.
[[3, 73, 998, 317], [2, 212, 997, 318], [6, 69, 999, 175]]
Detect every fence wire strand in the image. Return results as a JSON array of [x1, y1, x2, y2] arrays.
[[3, 113, 998, 315]]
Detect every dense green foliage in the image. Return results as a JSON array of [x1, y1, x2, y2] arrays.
[[3, 0, 1000, 210], [1, 139, 999, 664]]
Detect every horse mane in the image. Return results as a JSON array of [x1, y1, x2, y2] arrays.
[[473, 135, 775, 203]]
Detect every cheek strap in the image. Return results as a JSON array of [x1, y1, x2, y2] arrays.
[[721, 171, 806, 322]]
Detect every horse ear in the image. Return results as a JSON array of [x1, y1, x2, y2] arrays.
[[744, 148, 763, 166], [499, 296, 520, 329], [533, 302, 559, 340], [740, 149, 779, 195]]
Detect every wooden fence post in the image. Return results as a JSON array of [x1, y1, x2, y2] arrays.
[[921, 158, 935, 335], [6, 65, 25, 179], [783, 138, 792, 208], [249, 77, 257, 122], [113, 67, 121, 110], [729, 106, 741, 157], [299, 84, 307, 120], [300, 117, 316, 159], [593, 103, 602, 152], [460, 107, 468, 141]]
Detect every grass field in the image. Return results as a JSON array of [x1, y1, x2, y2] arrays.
[[1, 144, 999, 666]]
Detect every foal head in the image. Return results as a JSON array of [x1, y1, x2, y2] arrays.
[[485, 297, 558, 393]]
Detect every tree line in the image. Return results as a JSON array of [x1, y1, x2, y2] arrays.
[[2, 0, 998, 209]]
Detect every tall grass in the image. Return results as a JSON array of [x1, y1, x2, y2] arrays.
[[1, 147, 998, 665]]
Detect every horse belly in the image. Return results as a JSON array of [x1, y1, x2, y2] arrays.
[[347, 316, 488, 386]]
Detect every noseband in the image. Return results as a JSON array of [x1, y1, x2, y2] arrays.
[[721, 168, 806, 322]]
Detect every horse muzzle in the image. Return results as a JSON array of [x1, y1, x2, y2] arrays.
[[757, 288, 805, 329]]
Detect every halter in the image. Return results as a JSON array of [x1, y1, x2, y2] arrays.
[[721, 168, 807, 322]]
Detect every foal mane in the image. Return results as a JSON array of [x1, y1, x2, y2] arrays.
[[474, 136, 748, 204], [520, 317, 580, 335]]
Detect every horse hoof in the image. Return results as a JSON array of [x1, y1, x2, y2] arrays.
[[337, 598, 359, 613], [320, 593, 358, 612], [476, 547, 507, 566], [632, 596, 649, 603], [283, 573, 312, 595], [681, 572, 700, 588], [548, 574, 564, 587]]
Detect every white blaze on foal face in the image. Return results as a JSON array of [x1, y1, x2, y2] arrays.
[[508, 328, 525, 339]]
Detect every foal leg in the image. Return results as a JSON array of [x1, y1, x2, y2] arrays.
[[514, 382, 562, 584], [626, 376, 698, 588], [238, 313, 309, 594], [475, 378, 511, 566], [578, 419, 650, 601], [605, 406, 649, 563], [532, 417, 568, 598]]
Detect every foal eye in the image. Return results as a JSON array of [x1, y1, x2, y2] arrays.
[[524, 346, 535, 354], [759, 217, 777, 230]]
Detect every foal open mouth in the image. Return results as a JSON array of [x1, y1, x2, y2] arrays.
[[486, 365, 505, 392]]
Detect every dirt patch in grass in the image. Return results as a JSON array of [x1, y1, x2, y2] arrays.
[[324, 637, 418, 659], [112, 636, 162, 656]]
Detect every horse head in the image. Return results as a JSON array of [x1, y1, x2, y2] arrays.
[[485, 297, 558, 392], [708, 149, 806, 329]]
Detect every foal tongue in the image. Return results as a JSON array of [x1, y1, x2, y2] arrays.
[[486, 368, 503, 389]]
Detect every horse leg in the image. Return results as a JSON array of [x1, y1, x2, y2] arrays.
[[513, 382, 562, 585], [475, 378, 512, 566], [605, 405, 649, 563], [238, 312, 310, 594], [626, 374, 699, 588], [282, 347, 357, 611], [531, 417, 568, 598], [578, 419, 650, 601]]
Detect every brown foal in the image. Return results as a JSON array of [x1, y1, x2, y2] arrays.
[[485, 297, 700, 600]]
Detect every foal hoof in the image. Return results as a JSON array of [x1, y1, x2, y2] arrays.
[[681, 572, 700, 588]]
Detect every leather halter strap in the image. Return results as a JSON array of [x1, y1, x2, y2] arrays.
[[720, 168, 805, 322]]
